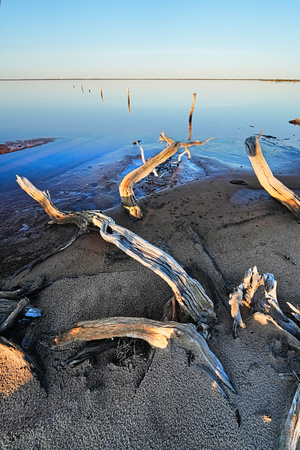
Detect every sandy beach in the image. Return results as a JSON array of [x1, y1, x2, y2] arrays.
[[1, 168, 300, 449]]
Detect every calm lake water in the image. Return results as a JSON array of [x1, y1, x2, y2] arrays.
[[1, 79, 300, 199]]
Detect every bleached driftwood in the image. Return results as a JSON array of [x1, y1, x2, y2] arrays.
[[119, 132, 214, 218], [245, 133, 300, 219], [16, 176, 215, 326], [279, 383, 300, 450], [229, 267, 300, 347], [55, 316, 234, 392], [132, 140, 158, 177]]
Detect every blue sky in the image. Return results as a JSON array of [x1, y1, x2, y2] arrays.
[[0, 0, 299, 79]]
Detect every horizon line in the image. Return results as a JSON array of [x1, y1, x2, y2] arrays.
[[0, 77, 300, 82]]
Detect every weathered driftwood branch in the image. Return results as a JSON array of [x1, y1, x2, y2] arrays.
[[245, 133, 300, 219], [279, 383, 300, 450], [17, 176, 215, 326], [119, 132, 214, 218], [133, 140, 158, 177], [229, 266, 300, 347], [55, 317, 234, 392]]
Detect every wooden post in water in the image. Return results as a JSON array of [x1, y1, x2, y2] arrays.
[[100, 86, 103, 102], [188, 93, 196, 141], [127, 88, 130, 114], [81, 84, 84, 94]]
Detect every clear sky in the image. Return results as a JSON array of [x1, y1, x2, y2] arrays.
[[0, 0, 299, 79]]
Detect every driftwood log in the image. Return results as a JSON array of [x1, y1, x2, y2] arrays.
[[16, 176, 215, 327], [245, 133, 300, 219], [229, 266, 300, 347], [55, 317, 234, 392], [119, 132, 214, 218], [230, 267, 300, 447]]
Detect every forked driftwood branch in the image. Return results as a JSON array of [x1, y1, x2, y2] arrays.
[[119, 132, 214, 218], [230, 267, 300, 447], [245, 133, 300, 219], [229, 266, 300, 347], [16, 176, 215, 326], [55, 317, 234, 392]]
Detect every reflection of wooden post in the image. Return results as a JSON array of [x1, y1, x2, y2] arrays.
[[188, 93, 196, 141], [127, 88, 130, 114], [100, 86, 103, 102]]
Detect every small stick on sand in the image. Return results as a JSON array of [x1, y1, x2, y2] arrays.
[[245, 132, 300, 219], [0, 298, 29, 334], [188, 93, 196, 141]]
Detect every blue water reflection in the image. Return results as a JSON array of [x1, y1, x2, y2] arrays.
[[1, 80, 300, 195]]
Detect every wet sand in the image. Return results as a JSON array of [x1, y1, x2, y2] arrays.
[[1, 167, 300, 449]]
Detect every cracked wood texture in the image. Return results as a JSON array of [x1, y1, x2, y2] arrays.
[[16, 176, 215, 325], [245, 134, 300, 219], [119, 132, 214, 218]]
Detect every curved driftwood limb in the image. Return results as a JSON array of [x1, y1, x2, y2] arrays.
[[245, 134, 300, 219], [119, 132, 214, 218], [229, 267, 300, 347], [279, 383, 300, 450], [93, 215, 215, 325], [55, 317, 234, 392], [17, 177, 215, 325]]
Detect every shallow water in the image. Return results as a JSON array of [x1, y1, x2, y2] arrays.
[[0, 79, 300, 198]]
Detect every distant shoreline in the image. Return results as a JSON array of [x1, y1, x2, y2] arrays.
[[0, 78, 300, 82]]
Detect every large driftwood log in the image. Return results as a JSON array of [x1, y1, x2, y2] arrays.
[[55, 317, 234, 392], [16, 176, 215, 326], [279, 383, 300, 450], [245, 133, 300, 219], [119, 132, 214, 218], [229, 266, 300, 347]]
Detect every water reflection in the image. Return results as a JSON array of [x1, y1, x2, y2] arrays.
[[0, 80, 299, 197]]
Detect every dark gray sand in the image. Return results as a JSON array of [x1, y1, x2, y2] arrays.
[[1, 172, 300, 449]]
